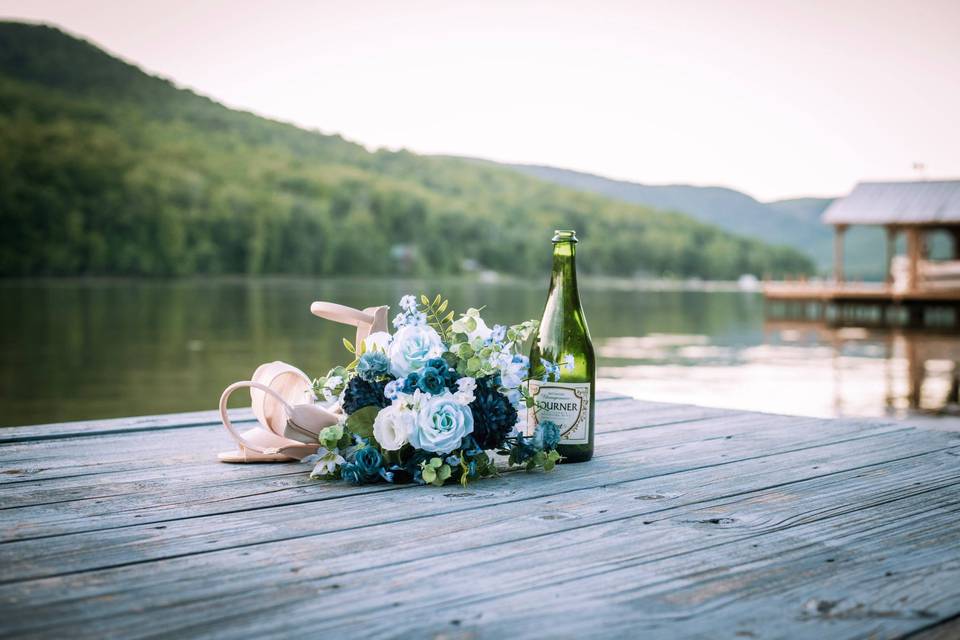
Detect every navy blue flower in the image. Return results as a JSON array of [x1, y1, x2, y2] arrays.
[[356, 351, 390, 382], [353, 445, 384, 480], [342, 376, 391, 414], [418, 366, 446, 395], [469, 375, 518, 450]]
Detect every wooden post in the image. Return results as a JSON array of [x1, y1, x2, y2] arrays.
[[906, 227, 921, 292], [885, 226, 896, 286], [834, 224, 847, 284]]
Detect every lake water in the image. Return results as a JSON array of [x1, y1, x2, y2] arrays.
[[1, 277, 958, 429]]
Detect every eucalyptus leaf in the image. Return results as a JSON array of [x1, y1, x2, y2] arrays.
[[422, 466, 436, 483]]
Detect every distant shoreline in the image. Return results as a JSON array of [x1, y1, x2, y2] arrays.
[[0, 274, 765, 293]]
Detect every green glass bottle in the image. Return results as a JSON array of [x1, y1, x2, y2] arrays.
[[528, 229, 596, 462]]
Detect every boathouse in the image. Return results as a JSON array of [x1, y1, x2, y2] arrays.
[[765, 180, 960, 327]]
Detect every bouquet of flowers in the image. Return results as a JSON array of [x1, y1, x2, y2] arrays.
[[305, 294, 566, 487]]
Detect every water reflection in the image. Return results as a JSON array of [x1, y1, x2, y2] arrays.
[[1, 278, 958, 429], [600, 322, 960, 428]]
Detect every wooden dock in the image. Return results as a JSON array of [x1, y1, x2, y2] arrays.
[[764, 282, 960, 328], [2, 392, 960, 639]]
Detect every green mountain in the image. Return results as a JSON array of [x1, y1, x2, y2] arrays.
[[503, 164, 887, 279], [0, 22, 814, 279]]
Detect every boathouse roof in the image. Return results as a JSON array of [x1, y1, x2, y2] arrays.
[[822, 180, 960, 226]]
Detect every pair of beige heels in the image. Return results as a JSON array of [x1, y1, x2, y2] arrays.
[[217, 302, 389, 463]]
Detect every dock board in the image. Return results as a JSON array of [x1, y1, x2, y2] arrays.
[[2, 392, 959, 639]]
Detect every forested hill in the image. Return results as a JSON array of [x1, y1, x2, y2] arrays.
[[0, 22, 814, 279]]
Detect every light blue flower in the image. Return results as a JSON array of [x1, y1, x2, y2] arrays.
[[410, 392, 475, 454], [491, 324, 507, 342], [562, 354, 575, 371], [356, 351, 391, 382], [498, 352, 528, 389], [389, 324, 444, 377], [383, 379, 401, 400], [399, 294, 417, 311], [541, 358, 561, 382]]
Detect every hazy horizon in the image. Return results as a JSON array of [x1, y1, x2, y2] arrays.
[[1, 0, 958, 201]]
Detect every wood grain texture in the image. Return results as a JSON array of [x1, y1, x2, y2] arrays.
[[1, 396, 958, 639]]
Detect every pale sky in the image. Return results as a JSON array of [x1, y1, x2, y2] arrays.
[[2, 0, 958, 201]]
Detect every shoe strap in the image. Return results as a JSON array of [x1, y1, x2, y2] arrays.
[[219, 380, 296, 454], [310, 302, 389, 345]]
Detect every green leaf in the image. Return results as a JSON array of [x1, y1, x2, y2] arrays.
[[345, 405, 378, 440], [342, 338, 356, 354], [437, 299, 448, 314], [543, 459, 555, 472], [433, 293, 442, 306], [429, 457, 443, 468], [422, 466, 436, 483], [420, 294, 430, 305], [443, 310, 455, 323], [437, 464, 452, 481]]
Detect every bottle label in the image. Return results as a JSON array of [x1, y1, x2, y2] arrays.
[[527, 381, 591, 445]]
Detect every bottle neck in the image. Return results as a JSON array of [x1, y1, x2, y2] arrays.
[[549, 241, 580, 303]]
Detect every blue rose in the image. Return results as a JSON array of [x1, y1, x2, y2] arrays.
[[340, 462, 364, 485], [426, 357, 449, 372], [401, 372, 420, 394], [533, 420, 561, 450], [418, 367, 446, 395], [389, 324, 444, 378], [356, 351, 390, 382], [353, 445, 384, 479], [410, 392, 475, 454]]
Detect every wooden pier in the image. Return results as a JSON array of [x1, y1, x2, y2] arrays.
[[763, 281, 960, 328], [765, 179, 960, 328], [2, 392, 960, 638]]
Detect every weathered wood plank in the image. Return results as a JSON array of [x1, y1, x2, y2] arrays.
[[0, 399, 733, 508], [0, 391, 626, 442], [2, 398, 958, 640], [0, 411, 902, 543], [2, 435, 957, 638], [0, 409, 256, 443], [1, 423, 948, 589], [0, 395, 655, 488]]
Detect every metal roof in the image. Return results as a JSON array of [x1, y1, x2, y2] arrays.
[[821, 180, 960, 226]]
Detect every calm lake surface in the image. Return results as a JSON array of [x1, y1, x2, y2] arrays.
[[1, 277, 958, 428]]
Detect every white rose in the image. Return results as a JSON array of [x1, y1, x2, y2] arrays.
[[410, 391, 474, 454], [372, 404, 415, 451], [363, 331, 393, 353], [388, 324, 444, 378]]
